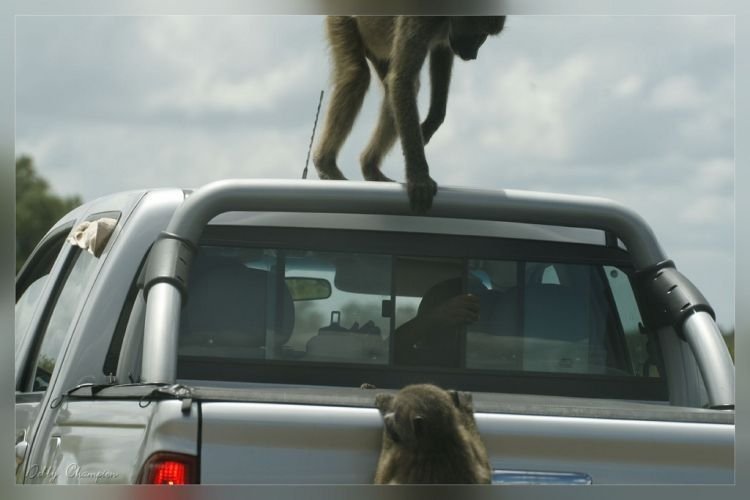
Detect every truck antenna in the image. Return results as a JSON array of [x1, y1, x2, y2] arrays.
[[302, 90, 325, 179]]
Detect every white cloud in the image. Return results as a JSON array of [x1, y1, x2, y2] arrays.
[[691, 157, 734, 192], [679, 15, 735, 49], [16, 122, 311, 201], [678, 112, 731, 147], [145, 56, 317, 114], [453, 54, 594, 162], [681, 195, 732, 225], [649, 75, 707, 110], [135, 16, 324, 115], [612, 75, 644, 98]]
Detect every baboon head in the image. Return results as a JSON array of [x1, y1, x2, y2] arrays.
[[448, 16, 506, 61], [375, 384, 474, 451]]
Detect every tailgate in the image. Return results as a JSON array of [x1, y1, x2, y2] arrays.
[[200, 402, 381, 484], [198, 399, 734, 484]]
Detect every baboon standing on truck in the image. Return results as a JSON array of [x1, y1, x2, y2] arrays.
[[313, 16, 506, 213]]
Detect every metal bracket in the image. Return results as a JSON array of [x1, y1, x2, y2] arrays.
[[142, 232, 197, 305], [635, 260, 715, 339]]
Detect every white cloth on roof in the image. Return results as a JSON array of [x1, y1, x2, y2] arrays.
[[66, 217, 118, 257]]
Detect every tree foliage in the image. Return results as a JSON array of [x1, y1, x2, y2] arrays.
[[16, 156, 82, 271], [723, 331, 734, 361]]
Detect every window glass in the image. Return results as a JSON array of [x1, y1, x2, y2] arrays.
[[15, 275, 48, 352], [604, 265, 659, 377], [179, 248, 394, 365], [31, 250, 99, 392], [16, 229, 68, 368], [466, 260, 632, 376], [392, 256, 466, 367], [178, 245, 660, 386]]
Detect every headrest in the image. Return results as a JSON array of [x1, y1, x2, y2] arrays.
[[180, 255, 295, 349]]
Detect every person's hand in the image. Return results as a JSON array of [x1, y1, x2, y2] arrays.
[[429, 293, 480, 327]]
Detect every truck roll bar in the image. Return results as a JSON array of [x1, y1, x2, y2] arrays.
[[140, 180, 733, 408]]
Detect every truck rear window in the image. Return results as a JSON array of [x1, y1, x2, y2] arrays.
[[175, 227, 666, 401]]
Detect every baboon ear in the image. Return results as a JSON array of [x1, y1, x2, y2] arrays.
[[448, 390, 474, 411], [412, 415, 425, 438], [375, 393, 394, 415]]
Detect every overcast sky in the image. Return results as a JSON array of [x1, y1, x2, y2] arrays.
[[15, 15, 734, 330]]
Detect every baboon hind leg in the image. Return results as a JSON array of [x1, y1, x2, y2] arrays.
[[361, 89, 398, 182], [313, 17, 371, 180]]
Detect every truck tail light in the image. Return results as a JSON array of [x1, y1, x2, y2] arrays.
[[138, 452, 198, 484]]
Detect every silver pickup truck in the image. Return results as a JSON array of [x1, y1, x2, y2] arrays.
[[14, 180, 734, 485]]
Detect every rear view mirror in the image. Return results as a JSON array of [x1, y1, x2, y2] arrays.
[[285, 277, 332, 301]]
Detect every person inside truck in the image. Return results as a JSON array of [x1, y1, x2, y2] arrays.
[[394, 277, 484, 367]]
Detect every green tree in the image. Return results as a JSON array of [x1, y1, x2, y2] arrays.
[[16, 155, 82, 271], [722, 329, 734, 361]]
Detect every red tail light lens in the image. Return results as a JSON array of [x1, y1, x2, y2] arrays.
[[138, 452, 198, 484]]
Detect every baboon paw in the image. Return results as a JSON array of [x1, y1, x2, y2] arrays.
[[316, 166, 347, 180], [406, 176, 438, 214], [363, 170, 395, 182]]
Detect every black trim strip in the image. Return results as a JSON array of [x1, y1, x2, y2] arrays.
[[177, 356, 668, 402], [56, 383, 731, 425], [200, 226, 632, 265]]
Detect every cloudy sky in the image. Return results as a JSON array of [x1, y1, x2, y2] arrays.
[[15, 15, 734, 330]]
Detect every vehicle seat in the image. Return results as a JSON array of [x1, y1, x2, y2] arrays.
[[179, 256, 295, 359]]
